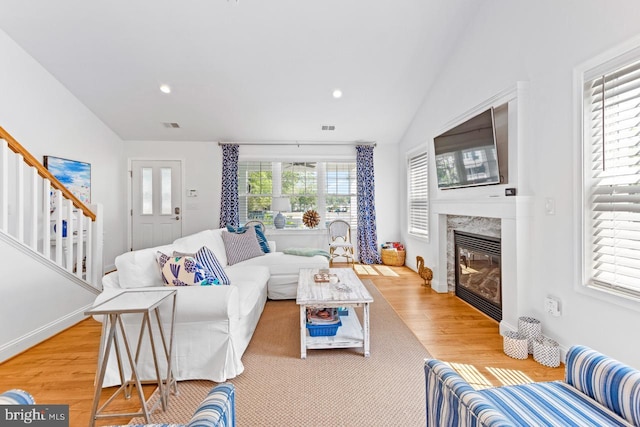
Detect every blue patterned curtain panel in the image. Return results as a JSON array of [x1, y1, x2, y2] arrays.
[[219, 144, 240, 228], [356, 145, 381, 264]]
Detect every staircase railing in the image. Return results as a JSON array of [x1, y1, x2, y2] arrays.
[[0, 126, 103, 287]]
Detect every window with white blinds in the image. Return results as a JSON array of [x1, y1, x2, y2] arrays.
[[583, 55, 640, 299], [238, 161, 356, 229], [408, 151, 429, 239]]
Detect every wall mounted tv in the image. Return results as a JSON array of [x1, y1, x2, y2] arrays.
[[434, 108, 501, 190]]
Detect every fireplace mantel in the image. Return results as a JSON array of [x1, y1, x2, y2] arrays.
[[431, 195, 533, 220], [432, 195, 534, 335]]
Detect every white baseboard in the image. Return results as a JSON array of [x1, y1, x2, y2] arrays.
[[0, 305, 91, 363], [431, 279, 448, 293]]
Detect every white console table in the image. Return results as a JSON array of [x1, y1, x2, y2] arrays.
[[85, 289, 177, 426]]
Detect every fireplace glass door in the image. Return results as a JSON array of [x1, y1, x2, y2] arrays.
[[454, 231, 502, 321]]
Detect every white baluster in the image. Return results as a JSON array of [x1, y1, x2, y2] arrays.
[[76, 211, 84, 279], [65, 199, 74, 273], [16, 154, 24, 242], [0, 139, 8, 232], [29, 167, 38, 250], [42, 179, 51, 258], [85, 213, 93, 285], [91, 203, 104, 286], [54, 190, 63, 265]]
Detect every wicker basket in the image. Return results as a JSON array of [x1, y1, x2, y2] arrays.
[[503, 331, 528, 360], [518, 316, 542, 354], [533, 337, 560, 368], [381, 249, 406, 266]]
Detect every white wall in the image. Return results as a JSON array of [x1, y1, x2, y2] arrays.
[[124, 141, 399, 251], [0, 28, 126, 269], [0, 233, 98, 362], [398, 0, 640, 367]]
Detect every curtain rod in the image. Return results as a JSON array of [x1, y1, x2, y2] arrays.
[[217, 140, 376, 147]]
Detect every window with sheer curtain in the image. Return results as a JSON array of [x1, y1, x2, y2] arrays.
[[583, 51, 640, 300], [238, 161, 356, 229], [408, 151, 429, 239]]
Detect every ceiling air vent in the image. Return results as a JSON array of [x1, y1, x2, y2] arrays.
[[321, 125, 335, 131], [163, 122, 180, 128]]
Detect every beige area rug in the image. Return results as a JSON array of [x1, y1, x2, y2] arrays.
[[131, 280, 429, 426]]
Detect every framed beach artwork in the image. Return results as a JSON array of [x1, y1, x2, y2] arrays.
[[44, 155, 91, 207]]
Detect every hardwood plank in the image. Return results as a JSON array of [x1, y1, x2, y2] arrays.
[[0, 264, 563, 426]]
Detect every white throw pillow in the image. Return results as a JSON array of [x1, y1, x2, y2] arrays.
[[173, 229, 228, 266], [115, 244, 174, 288]]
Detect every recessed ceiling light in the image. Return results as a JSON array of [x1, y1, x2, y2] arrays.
[[332, 89, 342, 99], [159, 84, 171, 94]]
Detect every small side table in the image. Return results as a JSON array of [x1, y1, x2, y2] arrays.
[[85, 289, 178, 426]]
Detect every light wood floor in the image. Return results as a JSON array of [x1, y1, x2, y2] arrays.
[[0, 265, 563, 426]]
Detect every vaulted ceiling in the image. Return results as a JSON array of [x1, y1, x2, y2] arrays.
[[0, 1, 479, 144]]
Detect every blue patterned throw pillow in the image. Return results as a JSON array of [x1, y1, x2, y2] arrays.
[[170, 248, 231, 286], [157, 252, 218, 286], [227, 224, 270, 253]]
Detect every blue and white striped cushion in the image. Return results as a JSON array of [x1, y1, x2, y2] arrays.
[[115, 383, 235, 427], [425, 359, 514, 427], [187, 382, 235, 427], [481, 381, 632, 426], [0, 389, 35, 405], [221, 227, 265, 266], [195, 246, 231, 285], [565, 345, 640, 426]]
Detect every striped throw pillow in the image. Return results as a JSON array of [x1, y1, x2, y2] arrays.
[[227, 224, 270, 253], [222, 226, 265, 265], [195, 246, 231, 285]]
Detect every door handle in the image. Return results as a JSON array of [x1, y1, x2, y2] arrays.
[[175, 207, 181, 215], [175, 216, 180, 220]]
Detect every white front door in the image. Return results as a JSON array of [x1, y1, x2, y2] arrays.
[[131, 160, 182, 250]]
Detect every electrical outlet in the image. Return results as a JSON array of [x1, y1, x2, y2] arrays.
[[545, 198, 556, 215], [544, 297, 561, 317]]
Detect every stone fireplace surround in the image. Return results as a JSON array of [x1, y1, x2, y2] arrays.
[[431, 196, 532, 334]]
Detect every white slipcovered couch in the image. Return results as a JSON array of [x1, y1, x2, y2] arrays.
[[94, 227, 328, 386]]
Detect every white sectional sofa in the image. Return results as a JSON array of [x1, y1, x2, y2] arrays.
[[94, 227, 328, 386]]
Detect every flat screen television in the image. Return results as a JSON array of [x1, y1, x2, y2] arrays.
[[434, 108, 501, 189]]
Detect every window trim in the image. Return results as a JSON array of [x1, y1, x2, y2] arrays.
[[407, 148, 429, 241], [575, 37, 640, 311]]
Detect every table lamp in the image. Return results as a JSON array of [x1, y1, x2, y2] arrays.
[[272, 197, 291, 229]]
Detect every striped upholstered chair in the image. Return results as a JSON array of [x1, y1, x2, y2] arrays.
[[0, 389, 35, 405], [425, 345, 640, 426], [120, 382, 235, 427]]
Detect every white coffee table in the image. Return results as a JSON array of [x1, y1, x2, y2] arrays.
[[296, 268, 373, 358]]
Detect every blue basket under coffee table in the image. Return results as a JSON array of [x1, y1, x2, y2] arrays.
[[306, 319, 343, 337]]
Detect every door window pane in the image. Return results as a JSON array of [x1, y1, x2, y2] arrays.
[[142, 167, 153, 215], [161, 168, 172, 215]]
